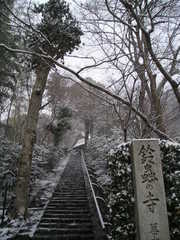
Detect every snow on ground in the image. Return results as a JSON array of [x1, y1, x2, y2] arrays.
[[0, 155, 70, 239], [73, 138, 85, 148]]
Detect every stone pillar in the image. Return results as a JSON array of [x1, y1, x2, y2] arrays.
[[131, 139, 170, 240]]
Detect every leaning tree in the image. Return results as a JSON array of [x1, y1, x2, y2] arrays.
[[14, 0, 82, 218]]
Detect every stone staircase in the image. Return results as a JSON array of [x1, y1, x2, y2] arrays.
[[32, 151, 98, 240]]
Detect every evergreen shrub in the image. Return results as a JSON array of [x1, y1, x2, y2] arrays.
[[0, 137, 65, 210]]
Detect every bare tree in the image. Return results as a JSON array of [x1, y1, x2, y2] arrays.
[[72, 0, 180, 137]]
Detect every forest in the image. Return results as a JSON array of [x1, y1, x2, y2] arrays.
[[0, 0, 180, 239]]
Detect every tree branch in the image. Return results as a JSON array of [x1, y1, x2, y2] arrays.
[[0, 43, 173, 141]]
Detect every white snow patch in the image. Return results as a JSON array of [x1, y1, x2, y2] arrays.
[[0, 155, 70, 239], [73, 138, 85, 148]]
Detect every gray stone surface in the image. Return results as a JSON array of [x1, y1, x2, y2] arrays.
[[131, 139, 170, 240]]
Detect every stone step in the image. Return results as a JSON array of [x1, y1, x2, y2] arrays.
[[50, 198, 87, 201], [35, 227, 93, 235], [43, 213, 92, 218], [38, 222, 93, 229], [48, 200, 88, 204], [52, 194, 87, 197], [50, 194, 87, 198], [46, 205, 89, 210], [44, 209, 90, 214], [40, 217, 91, 223], [47, 203, 89, 208], [56, 185, 85, 187], [53, 192, 87, 195], [33, 234, 94, 240], [52, 192, 87, 195], [57, 186, 85, 188], [57, 181, 85, 183], [56, 193, 87, 195]]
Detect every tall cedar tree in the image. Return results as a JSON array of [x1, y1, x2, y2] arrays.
[[0, 0, 16, 112], [15, 0, 82, 218]]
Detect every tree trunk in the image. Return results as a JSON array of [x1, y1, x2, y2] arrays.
[[140, 31, 166, 134], [84, 118, 91, 146], [5, 94, 14, 137], [149, 74, 166, 134], [144, 32, 180, 105], [15, 65, 50, 218]]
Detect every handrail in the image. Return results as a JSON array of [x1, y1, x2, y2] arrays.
[[81, 149, 105, 230]]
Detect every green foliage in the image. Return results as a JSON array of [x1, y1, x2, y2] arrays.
[[85, 132, 123, 185], [57, 106, 72, 119], [54, 119, 71, 146], [160, 141, 180, 239], [47, 106, 72, 146], [0, 0, 17, 108], [107, 143, 135, 240], [29, 0, 83, 65], [45, 145, 64, 170], [107, 141, 180, 240], [0, 136, 20, 178]]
